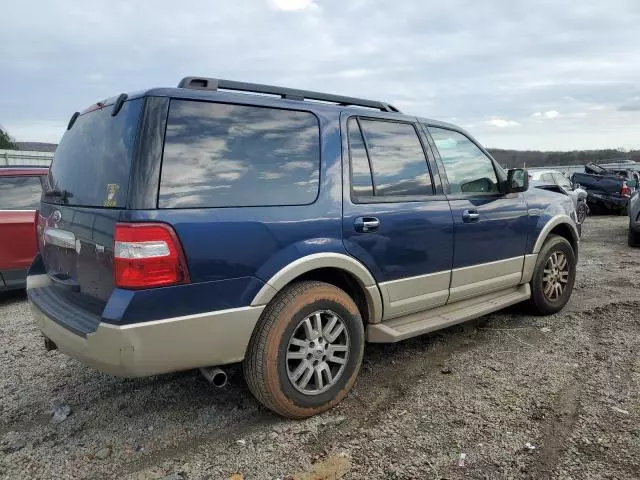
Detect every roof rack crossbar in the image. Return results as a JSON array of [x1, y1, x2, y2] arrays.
[[177, 77, 401, 113]]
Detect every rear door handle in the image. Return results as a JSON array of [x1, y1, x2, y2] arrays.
[[354, 217, 380, 233], [462, 209, 480, 223]]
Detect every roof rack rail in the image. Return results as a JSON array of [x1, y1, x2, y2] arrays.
[[177, 77, 401, 113]]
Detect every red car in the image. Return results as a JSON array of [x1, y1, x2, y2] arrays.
[[0, 166, 48, 291]]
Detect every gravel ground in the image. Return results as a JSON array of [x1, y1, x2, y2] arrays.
[[1, 216, 639, 480]]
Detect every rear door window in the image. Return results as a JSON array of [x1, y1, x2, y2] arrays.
[[159, 100, 320, 208], [348, 118, 433, 201], [46, 98, 143, 208], [0, 176, 43, 209], [347, 119, 374, 200]]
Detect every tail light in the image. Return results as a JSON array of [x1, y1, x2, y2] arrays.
[[621, 182, 632, 197], [36, 211, 46, 252], [114, 223, 190, 289]]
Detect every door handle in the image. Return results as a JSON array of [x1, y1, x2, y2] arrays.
[[354, 217, 380, 233], [462, 210, 480, 223]]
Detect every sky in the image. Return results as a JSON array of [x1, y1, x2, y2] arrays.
[[1, 0, 639, 151]]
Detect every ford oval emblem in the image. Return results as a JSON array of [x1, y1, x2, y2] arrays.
[[51, 210, 62, 224]]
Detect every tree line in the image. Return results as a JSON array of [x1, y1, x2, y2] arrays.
[[0, 126, 18, 150], [488, 148, 640, 168], [1, 124, 638, 169]]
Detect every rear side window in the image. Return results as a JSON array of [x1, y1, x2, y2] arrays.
[[0, 176, 43, 209], [428, 127, 499, 194], [47, 99, 143, 208], [159, 100, 320, 208], [347, 118, 433, 201]]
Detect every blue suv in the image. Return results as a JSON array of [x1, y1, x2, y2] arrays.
[[28, 77, 579, 418]]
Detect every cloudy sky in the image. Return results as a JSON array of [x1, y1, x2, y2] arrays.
[[1, 0, 639, 150]]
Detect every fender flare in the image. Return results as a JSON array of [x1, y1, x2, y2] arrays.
[[532, 214, 580, 254], [250, 252, 383, 323]]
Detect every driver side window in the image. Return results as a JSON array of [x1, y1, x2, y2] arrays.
[[428, 127, 499, 194]]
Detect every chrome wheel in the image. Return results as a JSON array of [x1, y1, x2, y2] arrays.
[[542, 251, 569, 301], [286, 310, 350, 395]]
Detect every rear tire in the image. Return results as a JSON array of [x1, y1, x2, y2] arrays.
[[528, 235, 576, 315], [629, 222, 640, 248], [243, 281, 364, 419]]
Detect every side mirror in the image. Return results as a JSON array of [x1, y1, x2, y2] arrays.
[[506, 168, 529, 193]]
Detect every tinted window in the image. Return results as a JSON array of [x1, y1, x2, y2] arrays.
[[358, 119, 432, 197], [348, 119, 374, 199], [0, 176, 43, 209], [159, 100, 320, 208], [47, 99, 143, 207], [429, 127, 499, 194]]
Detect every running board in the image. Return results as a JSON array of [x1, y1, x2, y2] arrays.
[[367, 284, 531, 343]]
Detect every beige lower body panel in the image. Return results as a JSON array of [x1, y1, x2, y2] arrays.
[[521, 254, 538, 284], [448, 256, 524, 302], [32, 304, 264, 377], [367, 284, 531, 343], [379, 271, 450, 320]]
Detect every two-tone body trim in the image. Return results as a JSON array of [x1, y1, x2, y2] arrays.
[[251, 252, 384, 323], [31, 296, 264, 377], [378, 271, 450, 320], [532, 214, 579, 254], [449, 256, 524, 302]]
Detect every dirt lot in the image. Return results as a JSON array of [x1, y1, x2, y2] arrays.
[[1, 216, 639, 480]]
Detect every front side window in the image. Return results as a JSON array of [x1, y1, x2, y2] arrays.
[[553, 172, 571, 189], [348, 119, 433, 200], [428, 127, 499, 194], [540, 173, 555, 184], [159, 100, 320, 208], [0, 176, 44, 209]]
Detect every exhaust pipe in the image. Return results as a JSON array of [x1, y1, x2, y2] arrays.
[[199, 367, 228, 388]]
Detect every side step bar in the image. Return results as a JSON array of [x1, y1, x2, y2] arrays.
[[367, 284, 531, 343]]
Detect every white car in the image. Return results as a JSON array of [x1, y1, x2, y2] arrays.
[[529, 169, 589, 224]]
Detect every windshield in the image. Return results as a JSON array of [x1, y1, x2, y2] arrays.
[[45, 98, 143, 207]]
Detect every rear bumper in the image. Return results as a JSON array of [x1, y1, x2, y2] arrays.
[[28, 275, 264, 377], [586, 193, 629, 208]]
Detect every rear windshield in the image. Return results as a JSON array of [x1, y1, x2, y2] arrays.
[[158, 100, 320, 208], [45, 98, 143, 207]]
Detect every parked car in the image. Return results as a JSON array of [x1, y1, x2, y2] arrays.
[[629, 190, 640, 247], [572, 162, 636, 214], [529, 169, 589, 225], [28, 78, 580, 418], [0, 166, 48, 292]]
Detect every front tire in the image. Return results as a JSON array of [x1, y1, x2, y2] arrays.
[[243, 281, 364, 419], [528, 235, 576, 315]]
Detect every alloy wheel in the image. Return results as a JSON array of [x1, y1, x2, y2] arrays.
[[542, 251, 570, 301], [286, 310, 350, 395]]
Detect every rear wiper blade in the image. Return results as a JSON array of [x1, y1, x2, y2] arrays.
[[44, 189, 72, 202]]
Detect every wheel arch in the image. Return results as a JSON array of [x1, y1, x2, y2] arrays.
[[532, 215, 579, 257], [251, 253, 383, 324]]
